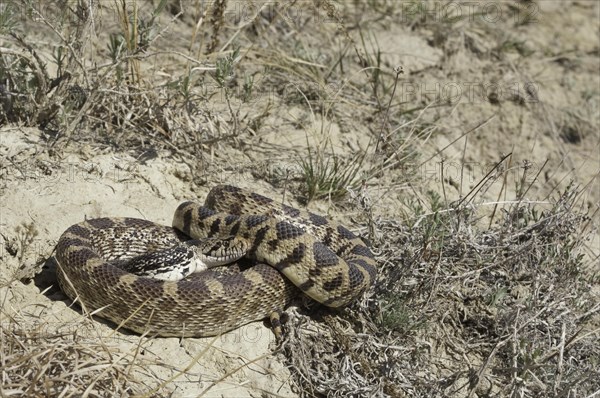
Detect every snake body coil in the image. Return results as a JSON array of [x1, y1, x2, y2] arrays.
[[56, 185, 376, 337]]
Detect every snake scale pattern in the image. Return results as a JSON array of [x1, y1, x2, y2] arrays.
[[55, 185, 377, 337]]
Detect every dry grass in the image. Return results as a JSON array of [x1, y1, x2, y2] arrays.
[[280, 177, 599, 397], [0, 299, 152, 396], [1, 0, 598, 397]]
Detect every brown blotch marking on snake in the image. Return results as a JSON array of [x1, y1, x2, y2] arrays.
[[220, 185, 239, 193], [267, 239, 279, 251], [298, 279, 315, 292], [209, 294, 230, 308], [250, 192, 273, 206], [275, 221, 304, 241], [123, 218, 154, 228], [308, 266, 322, 278], [90, 262, 118, 285], [225, 186, 246, 202], [61, 253, 96, 283], [248, 226, 269, 256], [209, 218, 221, 236], [224, 215, 238, 225], [321, 226, 336, 247], [175, 201, 193, 212], [228, 202, 243, 215], [282, 205, 301, 218], [336, 224, 357, 240], [275, 243, 306, 271], [157, 289, 181, 312], [130, 277, 165, 300], [247, 271, 275, 300], [269, 312, 282, 339], [225, 185, 243, 195], [347, 263, 367, 289], [351, 258, 377, 279], [308, 212, 328, 226], [228, 219, 241, 237], [180, 207, 193, 235], [68, 224, 90, 239], [87, 218, 117, 229], [221, 272, 254, 296], [197, 206, 217, 221], [70, 246, 98, 264], [312, 242, 340, 267], [244, 214, 270, 229], [62, 237, 89, 249], [177, 279, 209, 301], [350, 244, 374, 258], [206, 185, 236, 201], [323, 273, 344, 292]]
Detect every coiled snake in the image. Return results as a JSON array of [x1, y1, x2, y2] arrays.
[[55, 185, 377, 337]]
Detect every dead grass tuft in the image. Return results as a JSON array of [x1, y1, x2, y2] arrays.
[[0, 315, 151, 397], [280, 182, 599, 397]]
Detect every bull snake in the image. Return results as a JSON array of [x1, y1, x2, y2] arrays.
[[55, 185, 377, 337]]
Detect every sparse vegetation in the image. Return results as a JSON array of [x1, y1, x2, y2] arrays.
[[0, 0, 598, 397], [298, 146, 367, 203], [0, 316, 150, 396]]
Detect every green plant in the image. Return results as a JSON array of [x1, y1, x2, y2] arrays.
[[0, 1, 18, 34], [485, 286, 508, 307], [379, 294, 425, 335], [242, 74, 254, 103], [298, 147, 366, 204], [214, 47, 240, 88]]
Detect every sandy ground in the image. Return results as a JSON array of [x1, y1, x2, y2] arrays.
[[1, 1, 599, 397], [1, 126, 296, 397]]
